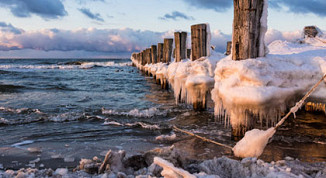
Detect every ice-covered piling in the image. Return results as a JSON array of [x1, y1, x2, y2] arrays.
[[157, 43, 163, 63], [191, 24, 208, 61], [163, 38, 173, 64], [232, 0, 267, 60], [174, 32, 187, 62], [225, 41, 232, 55], [304, 26, 319, 38], [131, 23, 217, 111]]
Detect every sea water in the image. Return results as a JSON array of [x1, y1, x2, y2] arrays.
[[0, 58, 325, 170]]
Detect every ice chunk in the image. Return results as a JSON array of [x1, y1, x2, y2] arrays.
[[154, 157, 196, 178], [155, 133, 176, 141], [233, 127, 276, 158], [54, 168, 68, 176]]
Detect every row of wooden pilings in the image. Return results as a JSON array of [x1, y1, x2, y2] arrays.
[[132, 24, 210, 111], [132, 24, 209, 66]]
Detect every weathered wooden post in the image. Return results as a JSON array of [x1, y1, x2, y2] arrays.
[[163, 38, 173, 64], [151, 45, 157, 64], [174, 32, 187, 62], [136, 53, 140, 65], [157, 43, 163, 63], [232, 0, 267, 60], [140, 51, 145, 67], [187, 49, 191, 59], [191, 24, 208, 61], [231, 0, 267, 139], [226, 41, 232, 55], [304, 26, 319, 38], [146, 48, 152, 64]]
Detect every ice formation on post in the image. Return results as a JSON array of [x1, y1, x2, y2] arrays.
[[131, 24, 227, 109], [211, 0, 326, 134], [259, 0, 269, 57]]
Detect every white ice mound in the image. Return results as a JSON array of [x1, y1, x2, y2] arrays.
[[212, 39, 326, 129], [233, 127, 276, 158]]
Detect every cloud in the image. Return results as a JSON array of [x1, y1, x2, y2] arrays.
[[182, 0, 232, 12], [159, 11, 195, 21], [0, 24, 166, 53], [79, 8, 104, 22], [0, 0, 67, 19], [210, 30, 232, 52], [0, 22, 24, 34], [264, 29, 304, 44], [270, 0, 326, 17]]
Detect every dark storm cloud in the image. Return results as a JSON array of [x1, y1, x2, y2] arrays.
[[0, 22, 24, 34], [79, 8, 104, 22], [0, 0, 67, 19], [159, 11, 195, 21], [271, 0, 326, 17]]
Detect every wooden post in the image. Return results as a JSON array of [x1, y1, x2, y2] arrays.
[[146, 48, 152, 64], [136, 53, 140, 64], [191, 24, 207, 61], [232, 0, 266, 60], [174, 32, 187, 62], [157, 43, 163, 63], [304, 26, 318, 38], [151, 45, 157, 64], [163, 38, 173, 64], [187, 49, 191, 59], [226, 41, 232, 55], [140, 51, 145, 66]]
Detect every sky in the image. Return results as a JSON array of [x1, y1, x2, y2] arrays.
[[0, 0, 325, 58]]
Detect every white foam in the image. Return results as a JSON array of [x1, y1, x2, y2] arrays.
[[0, 117, 9, 124], [0, 61, 131, 70], [102, 107, 167, 118], [103, 121, 123, 126], [12, 140, 34, 147]]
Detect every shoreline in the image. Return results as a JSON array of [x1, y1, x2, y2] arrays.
[[1, 140, 326, 177]]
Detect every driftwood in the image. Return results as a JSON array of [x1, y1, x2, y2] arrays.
[[98, 150, 112, 174]]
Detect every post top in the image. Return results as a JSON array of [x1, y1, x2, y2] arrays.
[[191, 24, 207, 29]]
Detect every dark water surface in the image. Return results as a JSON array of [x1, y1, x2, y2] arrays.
[[0, 58, 325, 170]]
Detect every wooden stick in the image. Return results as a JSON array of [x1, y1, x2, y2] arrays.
[[99, 150, 112, 174], [173, 126, 233, 150]]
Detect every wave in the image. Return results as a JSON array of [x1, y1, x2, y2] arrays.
[[101, 107, 168, 118], [103, 120, 161, 130], [11, 140, 34, 147], [0, 106, 43, 115], [0, 61, 132, 70], [0, 117, 9, 125], [0, 84, 25, 92]]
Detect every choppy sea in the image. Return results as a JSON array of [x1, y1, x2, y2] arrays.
[[0, 58, 325, 170]]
